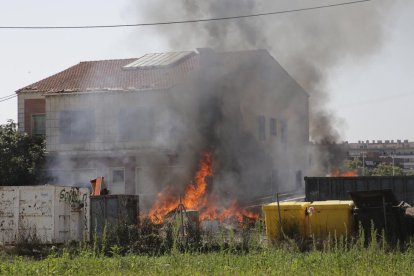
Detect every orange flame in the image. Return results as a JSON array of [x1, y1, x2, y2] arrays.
[[200, 201, 259, 222], [182, 152, 212, 210], [148, 151, 258, 224], [330, 169, 358, 177]]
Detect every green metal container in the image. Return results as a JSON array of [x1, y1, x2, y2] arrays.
[[90, 195, 139, 238]]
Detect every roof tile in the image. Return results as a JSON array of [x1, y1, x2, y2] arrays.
[[18, 52, 199, 94]]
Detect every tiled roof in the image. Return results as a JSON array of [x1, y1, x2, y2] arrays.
[[17, 51, 199, 94]]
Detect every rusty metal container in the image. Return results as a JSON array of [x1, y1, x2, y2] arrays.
[[90, 195, 139, 237], [0, 185, 90, 244]]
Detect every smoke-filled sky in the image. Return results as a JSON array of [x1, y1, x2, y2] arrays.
[[0, 0, 412, 142]]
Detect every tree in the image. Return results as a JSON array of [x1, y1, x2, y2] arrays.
[[371, 162, 405, 176], [344, 157, 362, 170], [0, 120, 45, 186], [343, 157, 369, 176]]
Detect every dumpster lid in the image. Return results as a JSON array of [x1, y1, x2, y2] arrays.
[[309, 200, 354, 209], [349, 189, 399, 208]]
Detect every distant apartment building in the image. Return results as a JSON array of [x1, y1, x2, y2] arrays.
[[343, 139, 414, 172]]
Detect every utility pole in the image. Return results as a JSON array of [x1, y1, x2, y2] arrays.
[[362, 152, 366, 176]]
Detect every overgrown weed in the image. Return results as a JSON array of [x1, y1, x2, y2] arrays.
[[0, 222, 413, 275]]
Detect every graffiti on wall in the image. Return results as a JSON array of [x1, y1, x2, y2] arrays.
[[59, 187, 87, 211]]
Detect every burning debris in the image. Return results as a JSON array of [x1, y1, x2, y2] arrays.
[[148, 151, 259, 224], [329, 169, 358, 177]]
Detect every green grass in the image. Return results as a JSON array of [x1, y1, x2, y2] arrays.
[[0, 221, 412, 275], [0, 245, 412, 275]]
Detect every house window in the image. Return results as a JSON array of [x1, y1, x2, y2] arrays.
[[118, 109, 154, 141], [110, 168, 125, 194], [59, 110, 95, 144], [281, 120, 287, 143], [270, 118, 277, 136], [258, 115, 266, 141], [32, 114, 45, 137]]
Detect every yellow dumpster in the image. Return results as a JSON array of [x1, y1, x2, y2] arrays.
[[262, 202, 309, 241], [308, 200, 354, 238]]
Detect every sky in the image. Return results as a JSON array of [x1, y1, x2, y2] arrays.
[[327, 0, 414, 142], [0, 0, 412, 142]]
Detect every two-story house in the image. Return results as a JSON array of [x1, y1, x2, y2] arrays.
[[16, 49, 309, 206]]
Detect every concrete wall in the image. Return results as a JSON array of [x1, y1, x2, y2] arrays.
[[0, 185, 90, 244]]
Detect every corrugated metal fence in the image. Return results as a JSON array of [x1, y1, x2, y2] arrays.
[[305, 176, 414, 204]]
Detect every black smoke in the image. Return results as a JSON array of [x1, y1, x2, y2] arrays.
[[131, 0, 395, 174]]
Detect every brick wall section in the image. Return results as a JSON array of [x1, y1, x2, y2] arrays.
[[24, 99, 45, 136]]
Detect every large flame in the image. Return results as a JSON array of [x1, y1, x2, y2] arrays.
[[148, 151, 259, 224]]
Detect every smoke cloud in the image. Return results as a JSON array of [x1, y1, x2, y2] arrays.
[[45, 0, 396, 211], [131, 0, 394, 174]]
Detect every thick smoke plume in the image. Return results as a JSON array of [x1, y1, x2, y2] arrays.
[[133, 0, 394, 175], [164, 52, 282, 203], [45, 1, 396, 213], [46, 0, 396, 212]]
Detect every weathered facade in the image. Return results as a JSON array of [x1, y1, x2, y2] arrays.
[[16, 49, 309, 205]]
